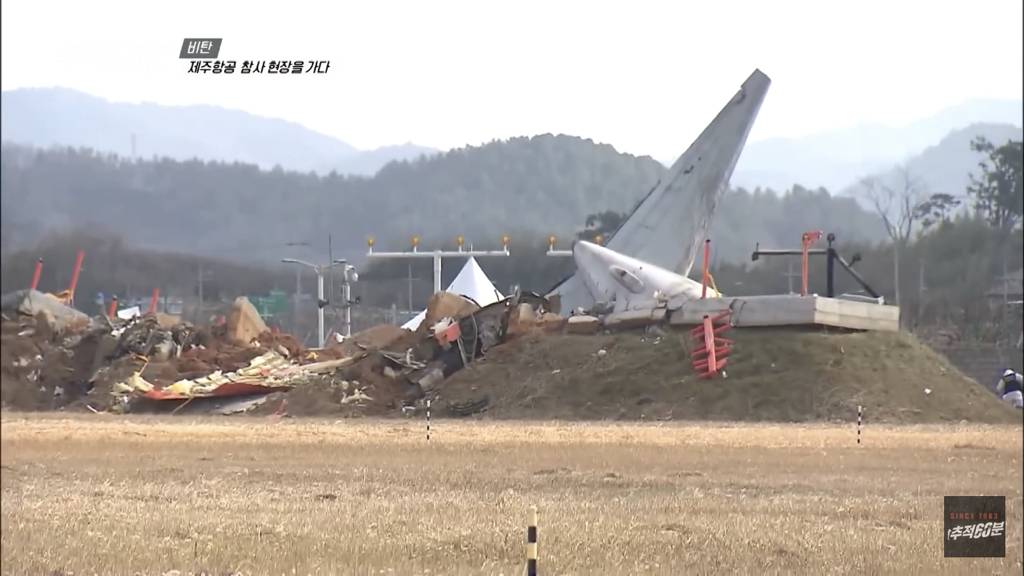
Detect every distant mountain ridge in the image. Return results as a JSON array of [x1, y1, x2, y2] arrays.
[[733, 99, 1023, 192], [841, 122, 1024, 209], [1, 133, 888, 269], [4, 87, 1021, 192], [0, 87, 437, 176], [899, 123, 1023, 199]]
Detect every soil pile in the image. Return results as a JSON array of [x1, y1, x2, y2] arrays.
[[281, 328, 422, 417], [281, 356, 417, 417], [438, 327, 1020, 424]]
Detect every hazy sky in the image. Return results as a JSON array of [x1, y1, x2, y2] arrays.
[[2, 0, 1021, 160]]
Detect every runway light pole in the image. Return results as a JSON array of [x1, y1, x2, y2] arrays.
[[546, 234, 573, 257], [366, 234, 511, 295]]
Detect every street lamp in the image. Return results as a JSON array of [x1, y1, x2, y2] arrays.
[[282, 258, 355, 348]]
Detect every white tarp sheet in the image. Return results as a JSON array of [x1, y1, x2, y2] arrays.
[[117, 306, 142, 320]]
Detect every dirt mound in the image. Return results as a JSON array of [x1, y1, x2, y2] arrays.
[[1, 322, 48, 409], [279, 352, 420, 417], [319, 324, 417, 360], [438, 327, 1021, 424], [352, 324, 409, 348], [0, 316, 108, 410], [258, 331, 305, 359]]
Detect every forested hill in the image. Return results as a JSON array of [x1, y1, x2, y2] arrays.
[[0, 135, 661, 262], [0, 135, 884, 266]]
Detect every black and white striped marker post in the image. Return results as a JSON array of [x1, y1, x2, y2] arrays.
[[526, 506, 538, 576], [426, 399, 431, 441], [857, 405, 862, 445]]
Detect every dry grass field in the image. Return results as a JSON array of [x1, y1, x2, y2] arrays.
[[1, 414, 1021, 575]]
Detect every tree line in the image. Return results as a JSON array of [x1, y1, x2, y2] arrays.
[[6, 133, 1017, 341], [2, 135, 887, 268]]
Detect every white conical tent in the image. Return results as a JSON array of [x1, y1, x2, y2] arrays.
[[401, 257, 504, 331]]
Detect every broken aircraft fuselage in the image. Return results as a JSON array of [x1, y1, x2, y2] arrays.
[[572, 240, 719, 313], [549, 68, 770, 313]]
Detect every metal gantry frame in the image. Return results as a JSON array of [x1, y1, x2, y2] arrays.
[[281, 257, 359, 348], [752, 232, 881, 300], [366, 235, 511, 295]]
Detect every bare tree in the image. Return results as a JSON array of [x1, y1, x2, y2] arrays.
[[858, 165, 928, 327]]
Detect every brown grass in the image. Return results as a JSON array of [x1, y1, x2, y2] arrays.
[[2, 413, 1021, 575]]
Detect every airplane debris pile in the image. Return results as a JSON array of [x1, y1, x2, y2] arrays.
[[0, 282, 554, 416], [0, 294, 324, 412], [280, 290, 553, 416]]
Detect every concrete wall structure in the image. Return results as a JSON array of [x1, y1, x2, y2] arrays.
[[666, 294, 899, 332]]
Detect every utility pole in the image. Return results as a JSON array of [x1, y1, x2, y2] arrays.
[[294, 267, 302, 334], [994, 258, 1016, 346], [197, 263, 203, 324], [328, 234, 335, 334], [368, 234, 511, 295], [194, 265, 215, 324], [285, 241, 311, 336], [317, 271, 325, 345]]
